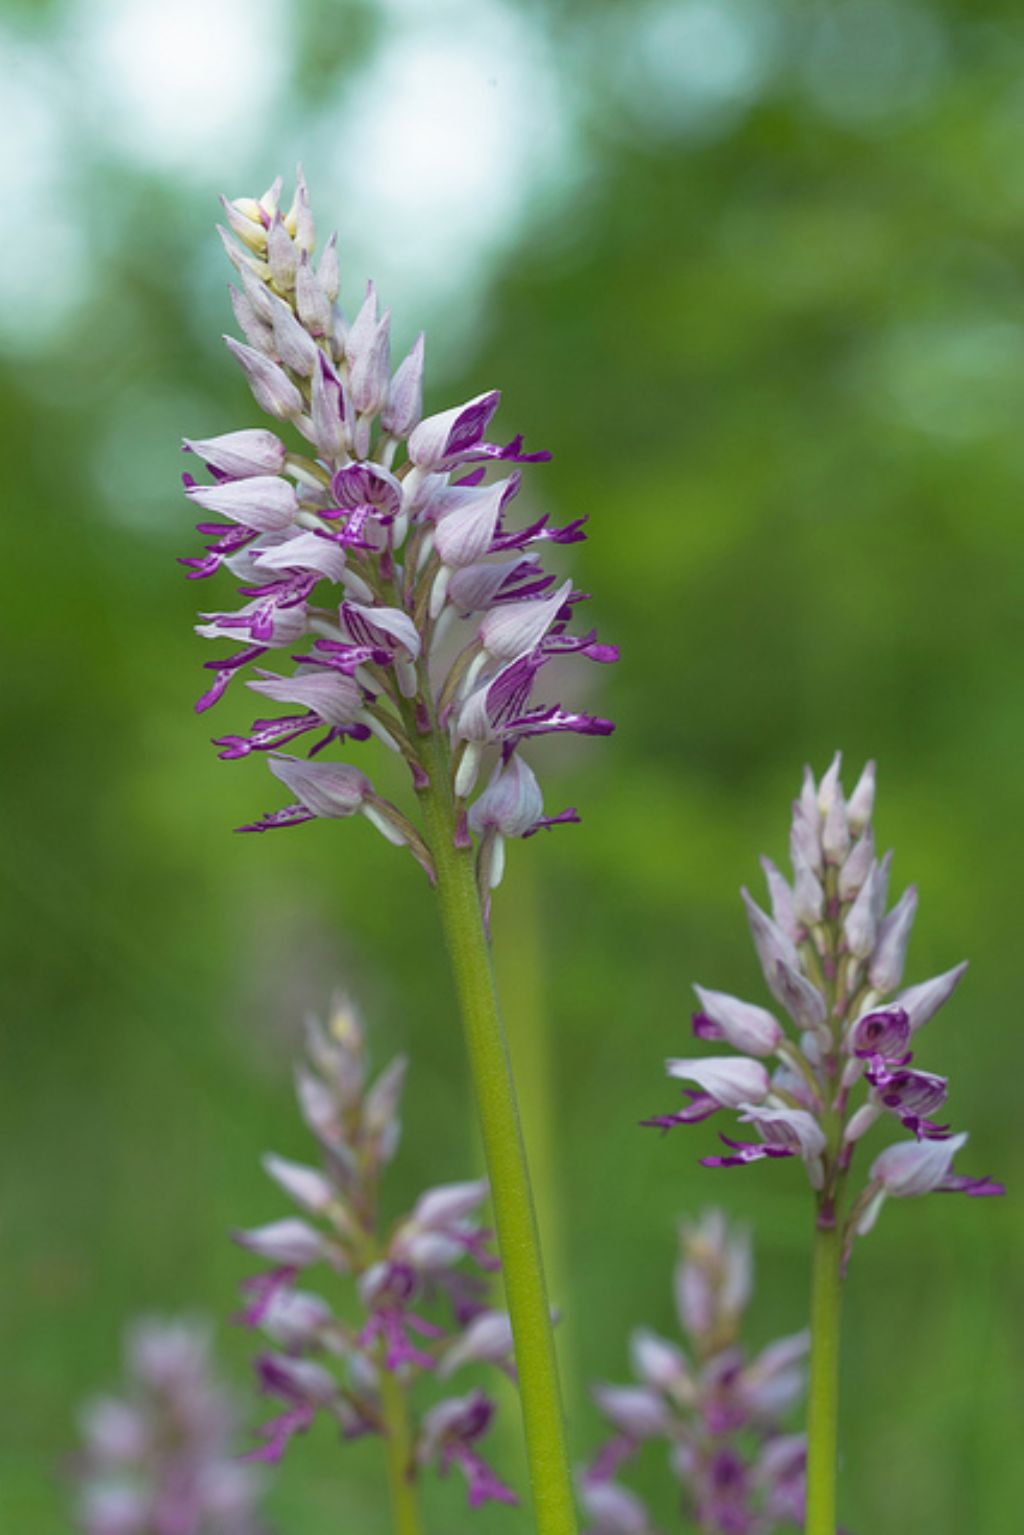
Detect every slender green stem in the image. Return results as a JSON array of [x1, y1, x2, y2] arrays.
[[419, 733, 578, 1535], [378, 1364, 424, 1535], [805, 1216, 843, 1534]]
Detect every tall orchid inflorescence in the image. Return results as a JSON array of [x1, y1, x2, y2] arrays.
[[181, 170, 614, 1534], [643, 755, 1003, 1532], [233, 996, 518, 1514], [181, 170, 616, 894], [72, 1318, 267, 1535], [580, 1211, 808, 1535]]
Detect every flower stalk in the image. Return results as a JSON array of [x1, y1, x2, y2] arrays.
[[805, 1220, 842, 1535], [378, 1367, 424, 1535], [419, 728, 577, 1535], [644, 754, 1003, 1535], [181, 172, 616, 1532]]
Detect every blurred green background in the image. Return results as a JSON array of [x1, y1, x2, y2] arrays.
[[2, 0, 1022, 1529]]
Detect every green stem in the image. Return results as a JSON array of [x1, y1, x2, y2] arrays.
[[419, 736, 578, 1535], [805, 1216, 843, 1534], [378, 1365, 424, 1535]]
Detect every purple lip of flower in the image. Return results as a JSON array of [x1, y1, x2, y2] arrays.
[[424, 1391, 520, 1509], [701, 1134, 797, 1170], [939, 1173, 1004, 1197], [850, 1007, 911, 1061], [358, 1306, 446, 1372], [641, 1089, 723, 1134], [236, 1266, 298, 1328], [214, 715, 371, 760], [863, 1060, 950, 1138]]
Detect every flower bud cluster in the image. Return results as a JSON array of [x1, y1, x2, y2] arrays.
[[644, 756, 1002, 1252], [72, 1318, 267, 1535], [182, 172, 616, 890], [580, 1210, 808, 1534], [232, 995, 517, 1509]]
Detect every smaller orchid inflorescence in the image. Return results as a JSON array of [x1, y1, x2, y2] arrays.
[[644, 755, 1002, 1256], [181, 171, 615, 895], [232, 995, 519, 1510], [72, 1318, 268, 1535], [581, 1210, 808, 1535]]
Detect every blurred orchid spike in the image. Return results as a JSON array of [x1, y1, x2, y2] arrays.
[[71, 1318, 269, 1534], [231, 995, 518, 1508], [582, 1208, 809, 1534]]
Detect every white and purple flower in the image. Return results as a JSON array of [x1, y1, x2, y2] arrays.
[[181, 173, 615, 890], [644, 757, 1002, 1256]]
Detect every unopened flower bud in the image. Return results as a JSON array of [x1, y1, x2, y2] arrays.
[[381, 332, 425, 437], [224, 336, 303, 420], [847, 759, 876, 835], [869, 886, 918, 992], [233, 1218, 328, 1266]]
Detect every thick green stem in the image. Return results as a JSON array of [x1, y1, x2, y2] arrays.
[[419, 738, 578, 1535], [805, 1217, 843, 1534], [378, 1365, 424, 1535]]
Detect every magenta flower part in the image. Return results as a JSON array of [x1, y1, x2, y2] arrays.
[[181, 172, 615, 887]]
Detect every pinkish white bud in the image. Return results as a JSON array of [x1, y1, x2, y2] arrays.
[[262, 1153, 335, 1213], [871, 1130, 968, 1198], [773, 961, 827, 1034], [578, 1478, 654, 1534], [183, 429, 287, 479], [666, 1056, 771, 1109], [760, 857, 798, 939], [821, 782, 850, 866], [413, 1179, 489, 1229], [185, 474, 298, 533], [816, 751, 842, 816], [407, 390, 501, 471], [269, 755, 372, 819], [286, 166, 316, 253], [468, 755, 544, 839], [592, 1385, 671, 1439], [309, 352, 347, 459], [894, 961, 968, 1034], [435, 480, 512, 570], [839, 827, 874, 901], [267, 290, 319, 376], [224, 336, 303, 420], [847, 759, 876, 835], [793, 865, 824, 927], [869, 886, 918, 992], [318, 231, 340, 303], [740, 890, 802, 1005], [266, 214, 298, 287], [479, 579, 572, 662], [233, 1217, 327, 1266], [692, 985, 783, 1057], [844, 867, 880, 959], [228, 283, 274, 350], [295, 252, 332, 336], [439, 1310, 513, 1377], [629, 1329, 691, 1394], [248, 669, 361, 728], [381, 332, 425, 437]]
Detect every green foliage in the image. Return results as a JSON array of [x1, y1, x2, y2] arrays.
[[2, 2, 1022, 1530]]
